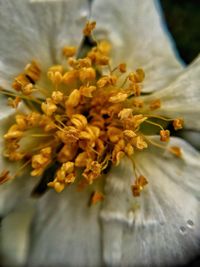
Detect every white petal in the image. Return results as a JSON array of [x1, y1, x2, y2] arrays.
[[0, 201, 35, 267], [0, 97, 37, 216], [100, 157, 134, 266], [91, 0, 183, 92], [0, 0, 89, 90], [27, 186, 102, 267], [179, 130, 200, 151], [145, 55, 200, 130], [121, 138, 200, 266]]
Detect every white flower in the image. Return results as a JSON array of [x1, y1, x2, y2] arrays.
[[0, 1, 200, 267]]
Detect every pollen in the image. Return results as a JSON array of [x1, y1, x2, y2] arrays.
[[173, 118, 184, 131], [0, 21, 185, 200]]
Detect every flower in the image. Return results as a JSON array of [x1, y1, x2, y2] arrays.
[[0, 1, 200, 267]]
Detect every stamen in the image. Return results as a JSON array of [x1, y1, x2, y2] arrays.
[[0, 21, 185, 201], [145, 120, 164, 130]]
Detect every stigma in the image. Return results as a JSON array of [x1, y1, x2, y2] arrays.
[[0, 21, 184, 201]]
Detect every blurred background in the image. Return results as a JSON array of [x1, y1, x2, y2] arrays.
[[161, 0, 200, 64]]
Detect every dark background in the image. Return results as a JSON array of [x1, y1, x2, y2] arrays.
[[161, 0, 200, 64]]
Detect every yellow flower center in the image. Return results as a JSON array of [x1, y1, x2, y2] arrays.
[[0, 22, 184, 202]]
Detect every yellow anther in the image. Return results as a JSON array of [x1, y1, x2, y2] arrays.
[[57, 126, 79, 143], [132, 175, 148, 197], [62, 46, 77, 57], [95, 55, 109, 65], [79, 67, 96, 84], [68, 57, 92, 69], [6, 150, 25, 161], [109, 92, 128, 103], [24, 60, 41, 82], [75, 152, 89, 167], [31, 147, 52, 176], [173, 118, 184, 131], [48, 65, 64, 74], [39, 115, 56, 132], [7, 96, 21, 108], [98, 41, 111, 55], [83, 21, 96, 36], [62, 70, 78, 85], [129, 68, 145, 83], [15, 114, 27, 130], [80, 85, 96, 98], [41, 98, 57, 116], [4, 125, 23, 140], [48, 181, 65, 193], [54, 162, 74, 185], [124, 143, 134, 156], [160, 130, 170, 142], [123, 130, 136, 139], [128, 83, 141, 96], [48, 70, 63, 85], [87, 125, 100, 139], [41, 147, 52, 157], [133, 115, 147, 128], [150, 99, 161, 110], [71, 114, 88, 130], [27, 112, 41, 127], [97, 75, 117, 88], [65, 89, 80, 108], [132, 136, 148, 150], [118, 108, 133, 120], [22, 83, 34, 95], [107, 127, 123, 143], [57, 143, 78, 163], [12, 74, 30, 92], [112, 150, 125, 166], [79, 131, 91, 140], [83, 161, 101, 184], [51, 91, 64, 104], [119, 63, 127, 73]]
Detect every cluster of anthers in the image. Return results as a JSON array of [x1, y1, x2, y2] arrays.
[[0, 22, 183, 204]]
